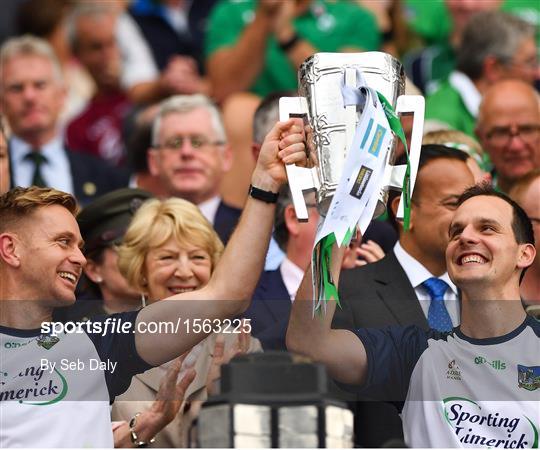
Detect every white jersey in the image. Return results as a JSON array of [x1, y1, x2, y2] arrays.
[[350, 316, 540, 448], [0, 311, 152, 448]]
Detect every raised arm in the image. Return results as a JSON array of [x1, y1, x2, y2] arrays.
[[207, 1, 316, 102], [136, 119, 306, 366], [286, 239, 368, 386]]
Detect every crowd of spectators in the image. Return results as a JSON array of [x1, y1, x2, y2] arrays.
[[1, 0, 539, 448]]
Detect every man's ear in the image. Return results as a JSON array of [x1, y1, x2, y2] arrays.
[[0, 233, 21, 268], [483, 55, 504, 83], [517, 243, 536, 270], [147, 148, 159, 176], [221, 144, 234, 173], [284, 204, 300, 237], [84, 259, 102, 284], [390, 194, 413, 231]]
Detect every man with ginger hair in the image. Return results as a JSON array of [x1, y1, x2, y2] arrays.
[[0, 118, 306, 447]]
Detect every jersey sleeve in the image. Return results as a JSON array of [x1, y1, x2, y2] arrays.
[[85, 311, 153, 402], [205, 1, 249, 58], [341, 325, 429, 404]]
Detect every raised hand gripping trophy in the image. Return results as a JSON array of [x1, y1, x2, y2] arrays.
[[279, 52, 424, 312]]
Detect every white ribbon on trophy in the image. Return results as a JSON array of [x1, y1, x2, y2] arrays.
[[280, 53, 425, 314]]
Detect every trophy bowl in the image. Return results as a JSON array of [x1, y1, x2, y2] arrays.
[[280, 52, 424, 221]]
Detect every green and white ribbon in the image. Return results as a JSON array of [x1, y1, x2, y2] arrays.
[[312, 69, 412, 314]]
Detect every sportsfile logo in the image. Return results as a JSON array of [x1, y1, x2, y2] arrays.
[[443, 397, 539, 448], [474, 356, 506, 370]]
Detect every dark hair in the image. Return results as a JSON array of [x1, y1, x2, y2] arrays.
[[126, 123, 152, 173], [273, 184, 294, 252], [457, 183, 534, 246], [78, 247, 106, 300], [253, 91, 294, 145], [456, 11, 533, 81], [387, 144, 469, 232], [17, 0, 70, 38]]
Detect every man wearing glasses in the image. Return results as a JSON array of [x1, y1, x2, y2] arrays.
[[148, 94, 241, 243], [476, 79, 540, 194]]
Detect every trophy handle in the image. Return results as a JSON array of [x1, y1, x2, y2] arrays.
[[279, 97, 319, 222], [392, 94, 425, 220]]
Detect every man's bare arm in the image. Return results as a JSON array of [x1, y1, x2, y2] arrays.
[[136, 119, 307, 366], [286, 242, 368, 386], [207, 1, 320, 102], [207, 2, 276, 102]]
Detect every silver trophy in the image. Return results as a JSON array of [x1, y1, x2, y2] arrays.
[[279, 52, 424, 221]]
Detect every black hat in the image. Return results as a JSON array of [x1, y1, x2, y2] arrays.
[[77, 188, 153, 254]]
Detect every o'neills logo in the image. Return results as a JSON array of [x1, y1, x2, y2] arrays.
[[443, 397, 539, 448]]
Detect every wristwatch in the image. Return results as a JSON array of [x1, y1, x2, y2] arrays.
[[278, 32, 301, 52], [129, 412, 156, 448], [248, 184, 279, 203]]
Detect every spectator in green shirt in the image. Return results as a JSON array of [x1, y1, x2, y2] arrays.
[[205, 0, 381, 102], [425, 11, 537, 138]]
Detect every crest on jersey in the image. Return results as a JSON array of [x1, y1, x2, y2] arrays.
[[37, 334, 59, 350], [518, 365, 540, 391]]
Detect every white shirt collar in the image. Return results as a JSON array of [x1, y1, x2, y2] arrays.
[[280, 257, 305, 302], [197, 195, 221, 225], [393, 241, 457, 294], [10, 134, 74, 195], [448, 70, 481, 118]]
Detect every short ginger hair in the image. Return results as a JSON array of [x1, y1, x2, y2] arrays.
[[0, 187, 78, 234]]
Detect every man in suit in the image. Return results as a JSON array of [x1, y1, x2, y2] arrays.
[[244, 184, 320, 350], [335, 144, 475, 447], [148, 94, 240, 243], [252, 92, 398, 270], [1, 35, 129, 206]]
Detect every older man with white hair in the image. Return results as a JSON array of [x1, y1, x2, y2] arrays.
[[0, 35, 129, 205], [148, 94, 240, 243]]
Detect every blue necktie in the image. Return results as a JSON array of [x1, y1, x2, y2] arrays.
[[422, 277, 453, 332]]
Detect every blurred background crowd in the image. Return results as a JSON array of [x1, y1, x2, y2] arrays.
[[0, 0, 539, 447]]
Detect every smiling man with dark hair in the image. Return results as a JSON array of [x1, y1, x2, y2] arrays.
[[288, 123, 539, 448]]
